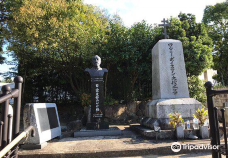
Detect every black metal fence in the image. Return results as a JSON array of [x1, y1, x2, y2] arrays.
[[0, 76, 34, 158], [205, 81, 228, 158]]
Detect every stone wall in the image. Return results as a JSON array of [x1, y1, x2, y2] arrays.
[[104, 101, 147, 124], [214, 88, 228, 107], [213, 88, 228, 121]]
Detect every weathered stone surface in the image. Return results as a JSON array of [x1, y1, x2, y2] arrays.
[[126, 102, 137, 114], [67, 120, 82, 131], [199, 126, 209, 139], [74, 127, 122, 137], [143, 98, 201, 129], [143, 39, 202, 129], [105, 104, 126, 121], [187, 134, 198, 140], [176, 126, 184, 139], [152, 39, 189, 100], [131, 125, 201, 140], [61, 126, 67, 132], [224, 103, 228, 126], [23, 103, 61, 144], [145, 98, 202, 118]]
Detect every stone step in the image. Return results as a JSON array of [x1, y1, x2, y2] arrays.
[[18, 125, 212, 158], [130, 124, 202, 140]]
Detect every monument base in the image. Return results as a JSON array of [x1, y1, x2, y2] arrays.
[[20, 142, 47, 150], [74, 127, 121, 137], [142, 98, 202, 129], [86, 121, 109, 130], [130, 124, 204, 140]]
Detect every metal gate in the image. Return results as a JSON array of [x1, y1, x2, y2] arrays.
[[205, 81, 228, 158]]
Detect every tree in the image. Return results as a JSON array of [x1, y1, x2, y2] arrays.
[[166, 13, 213, 101], [97, 19, 158, 101], [2, 77, 12, 83], [4, 0, 109, 102], [203, 1, 228, 85], [0, 0, 7, 64], [167, 13, 213, 77]]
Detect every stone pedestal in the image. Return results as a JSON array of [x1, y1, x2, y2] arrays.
[[176, 126, 184, 139], [23, 103, 61, 146], [142, 98, 202, 129], [86, 77, 109, 130], [74, 127, 121, 137], [142, 39, 202, 129], [199, 126, 209, 139]]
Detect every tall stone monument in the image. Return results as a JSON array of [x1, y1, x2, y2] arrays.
[[142, 39, 202, 129], [85, 55, 109, 130]]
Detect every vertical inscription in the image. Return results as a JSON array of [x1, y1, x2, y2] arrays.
[[95, 84, 100, 112], [92, 80, 103, 118], [168, 43, 178, 95]]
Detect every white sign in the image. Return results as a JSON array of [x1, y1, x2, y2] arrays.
[[23, 103, 61, 144]]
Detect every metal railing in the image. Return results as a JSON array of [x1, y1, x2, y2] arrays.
[[0, 126, 34, 158], [0, 76, 35, 158], [205, 81, 228, 158]]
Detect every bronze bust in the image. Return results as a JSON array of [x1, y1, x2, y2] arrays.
[[85, 55, 108, 77]]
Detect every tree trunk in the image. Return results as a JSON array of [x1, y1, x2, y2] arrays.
[[104, 64, 110, 98]]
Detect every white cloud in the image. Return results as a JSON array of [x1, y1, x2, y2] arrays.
[[84, 0, 226, 27]]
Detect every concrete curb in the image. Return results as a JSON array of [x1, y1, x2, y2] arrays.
[[19, 145, 211, 158]]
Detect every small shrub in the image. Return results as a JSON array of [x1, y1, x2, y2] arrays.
[[168, 112, 184, 128], [104, 95, 118, 106], [193, 107, 208, 126], [81, 93, 91, 107], [188, 75, 206, 104]]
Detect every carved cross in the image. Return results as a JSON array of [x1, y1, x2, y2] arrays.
[[159, 18, 170, 39]]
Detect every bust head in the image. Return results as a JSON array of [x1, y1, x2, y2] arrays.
[[92, 55, 101, 69]]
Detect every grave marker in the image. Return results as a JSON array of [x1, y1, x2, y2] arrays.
[[85, 55, 109, 130], [23, 103, 61, 148], [142, 39, 202, 129]]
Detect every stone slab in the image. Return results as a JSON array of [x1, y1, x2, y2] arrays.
[[86, 121, 109, 130], [152, 39, 189, 100], [20, 142, 47, 150], [130, 125, 200, 140], [18, 125, 212, 158], [23, 103, 61, 144], [74, 127, 122, 137], [145, 98, 202, 119]]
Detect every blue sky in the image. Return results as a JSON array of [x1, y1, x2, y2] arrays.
[[0, 0, 226, 81], [84, 0, 226, 27]]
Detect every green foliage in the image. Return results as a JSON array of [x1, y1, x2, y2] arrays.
[[104, 95, 118, 106], [98, 20, 157, 102], [213, 82, 228, 89], [203, 1, 228, 85], [2, 0, 213, 105], [193, 108, 208, 126], [188, 75, 206, 104], [4, 0, 109, 103], [80, 93, 91, 107], [1, 77, 13, 83], [168, 13, 213, 77], [0, 0, 7, 64], [168, 112, 184, 128]]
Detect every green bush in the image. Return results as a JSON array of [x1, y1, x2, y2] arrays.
[[188, 75, 206, 104]]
